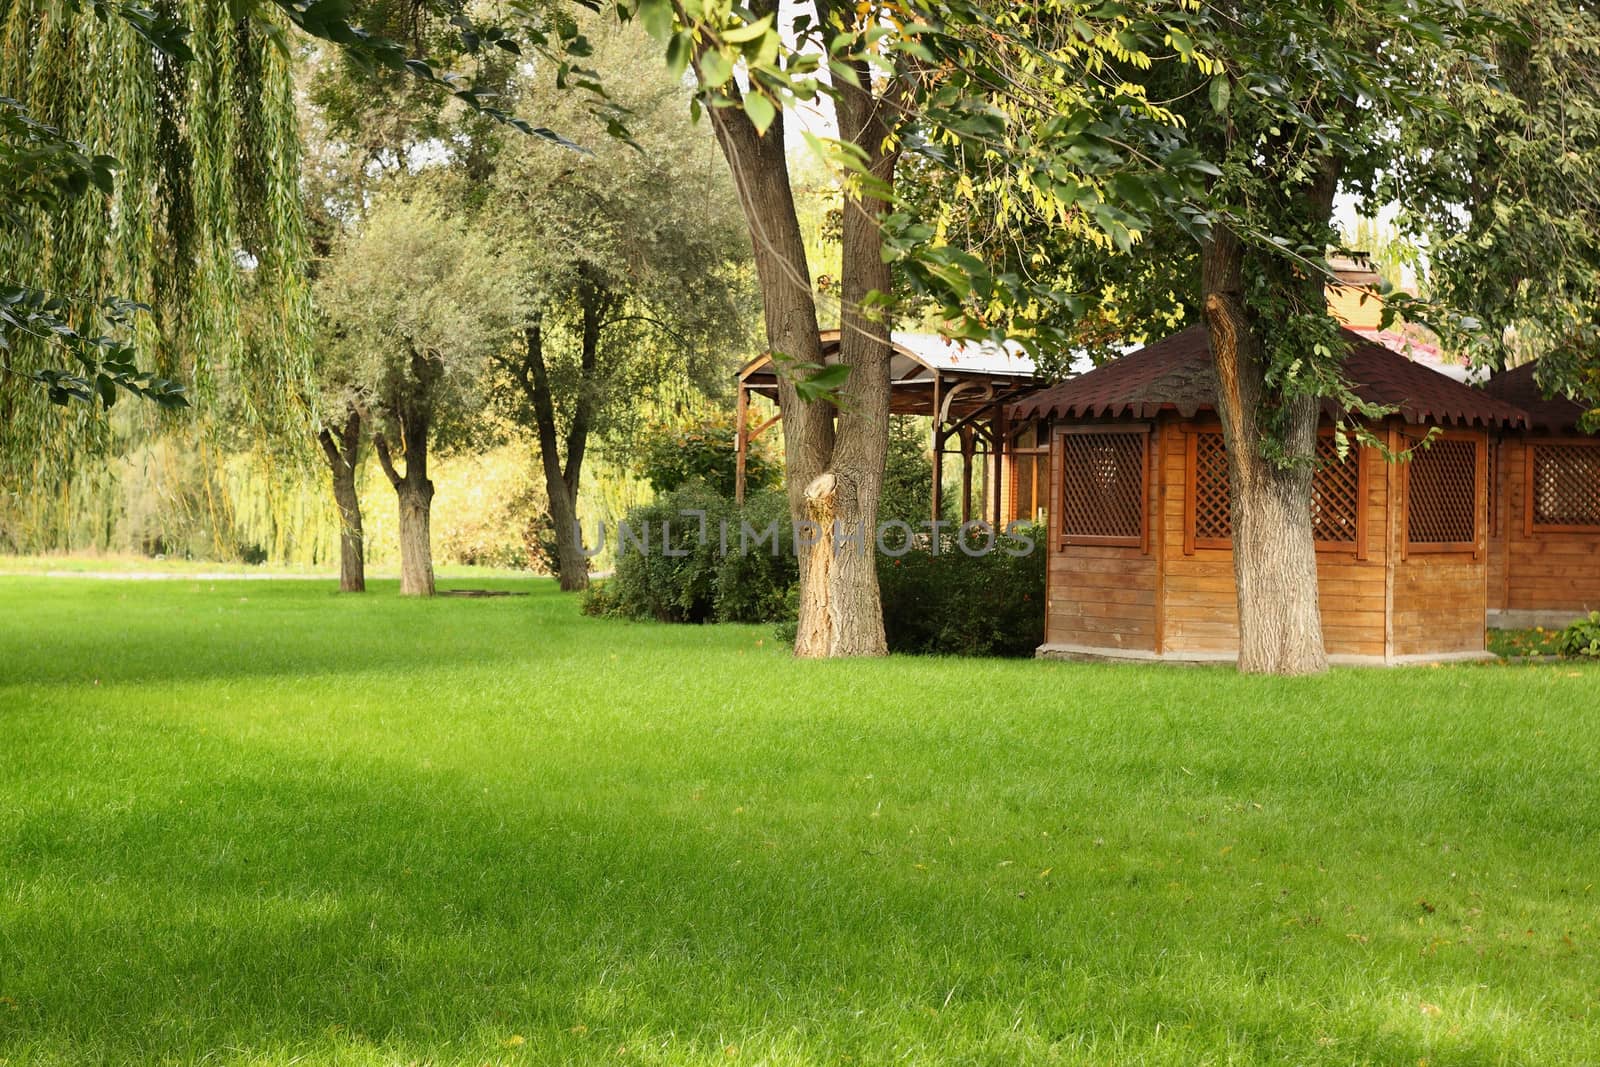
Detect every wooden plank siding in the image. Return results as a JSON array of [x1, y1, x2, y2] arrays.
[[1040, 413, 1492, 662], [1490, 438, 1600, 615]]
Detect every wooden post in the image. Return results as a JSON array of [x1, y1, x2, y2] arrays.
[[930, 370, 943, 526], [960, 424, 975, 524], [734, 379, 749, 506], [991, 410, 1004, 529]]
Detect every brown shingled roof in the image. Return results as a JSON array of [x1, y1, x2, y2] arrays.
[[1010, 325, 1528, 429], [1481, 362, 1591, 434]]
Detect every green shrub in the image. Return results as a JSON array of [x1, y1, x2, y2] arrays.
[[1556, 611, 1600, 658], [635, 415, 780, 499], [877, 524, 1045, 657], [714, 491, 799, 623], [594, 484, 797, 625]]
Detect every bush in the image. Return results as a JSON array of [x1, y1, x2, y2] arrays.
[[590, 484, 797, 625], [1556, 611, 1600, 658], [635, 415, 780, 499], [877, 524, 1045, 657]]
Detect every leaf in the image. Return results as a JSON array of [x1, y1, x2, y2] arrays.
[[1209, 75, 1231, 116], [699, 48, 733, 88], [743, 91, 776, 135], [636, 0, 674, 42], [721, 15, 773, 44], [664, 31, 690, 79]]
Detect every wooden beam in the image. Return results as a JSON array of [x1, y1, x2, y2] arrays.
[[931, 371, 943, 526], [747, 413, 781, 440], [734, 381, 748, 506]]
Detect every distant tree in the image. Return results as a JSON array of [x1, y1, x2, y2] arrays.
[[312, 382, 366, 598], [1427, 0, 1600, 422], [466, 27, 752, 591], [315, 193, 521, 596], [2, 0, 610, 493]]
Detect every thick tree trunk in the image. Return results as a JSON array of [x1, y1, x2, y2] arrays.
[[823, 53, 898, 656], [705, 60, 839, 655], [375, 402, 436, 598], [1202, 226, 1326, 674], [317, 408, 365, 594]]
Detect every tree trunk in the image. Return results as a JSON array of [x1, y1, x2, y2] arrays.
[[823, 51, 898, 656], [375, 402, 436, 598], [1202, 226, 1326, 674], [396, 479, 435, 597], [704, 21, 897, 657], [317, 408, 365, 594], [518, 316, 593, 591]]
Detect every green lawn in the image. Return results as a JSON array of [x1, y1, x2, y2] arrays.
[[1, 578, 1597, 1066]]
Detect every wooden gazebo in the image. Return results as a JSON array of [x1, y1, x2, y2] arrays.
[[734, 330, 1039, 523], [1008, 325, 1528, 665], [1481, 363, 1600, 626]]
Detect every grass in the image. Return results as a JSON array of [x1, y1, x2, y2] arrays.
[[1, 576, 1597, 1066], [0, 553, 532, 579]]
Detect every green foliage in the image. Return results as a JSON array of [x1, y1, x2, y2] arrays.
[[635, 415, 778, 499], [1557, 612, 1600, 659], [628, 0, 1217, 367], [878, 416, 937, 527], [1426, 1, 1600, 420], [2, 0, 314, 490], [314, 191, 522, 452], [470, 22, 755, 450], [589, 484, 796, 625], [1, 286, 187, 409], [877, 526, 1044, 657]]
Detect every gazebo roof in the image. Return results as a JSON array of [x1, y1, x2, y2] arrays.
[[1010, 325, 1528, 429], [738, 329, 1040, 418], [1481, 362, 1591, 434]]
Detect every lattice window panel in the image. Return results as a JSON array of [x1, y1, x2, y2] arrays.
[[1407, 438, 1478, 546], [1531, 444, 1600, 529], [1189, 432, 1360, 549], [1311, 436, 1360, 545], [1192, 432, 1231, 542], [1059, 432, 1146, 544]]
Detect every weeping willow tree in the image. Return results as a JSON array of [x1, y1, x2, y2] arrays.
[[0, 0, 314, 526]]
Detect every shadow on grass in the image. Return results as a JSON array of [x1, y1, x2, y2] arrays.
[[0, 577, 759, 689]]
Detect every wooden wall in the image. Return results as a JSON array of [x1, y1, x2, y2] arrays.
[[1042, 422, 1159, 653], [1154, 418, 1390, 660], [1489, 438, 1600, 616], [1040, 415, 1492, 662], [1386, 423, 1490, 657]]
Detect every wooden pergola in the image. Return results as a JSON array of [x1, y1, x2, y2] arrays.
[[734, 329, 1039, 524]]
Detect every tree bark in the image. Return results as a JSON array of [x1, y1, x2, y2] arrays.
[[374, 372, 436, 597], [1202, 225, 1326, 675], [516, 315, 593, 591], [824, 50, 898, 656], [703, 17, 894, 657], [317, 407, 365, 593]]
